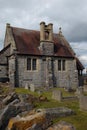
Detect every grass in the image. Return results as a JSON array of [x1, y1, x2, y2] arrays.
[[15, 87, 87, 130], [15, 88, 39, 97], [53, 111, 87, 130], [0, 86, 10, 95]]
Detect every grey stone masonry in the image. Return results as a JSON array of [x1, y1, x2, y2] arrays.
[[4, 24, 16, 53], [40, 42, 54, 55], [17, 55, 43, 88], [7, 51, 79, 89], [11, 55, 79, 88], [8, 55, 15, 87], [46, 57, 54, 88], [0, 66, 7, 78], [0, 46, 10, 64], [0, 45, 10, 78], [54, 58, 78, 89]]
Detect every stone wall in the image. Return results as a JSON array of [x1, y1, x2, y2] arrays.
[[17, 56, 44, 88], [8, 56, 15, 87], [0, 45, 10, 78], [54, 58, 78, 89], [0, 47, 10, 64], [0, 65, 7, 78], [4, 24, 16, 53], [15, 55, 78, 89], [40, 42, 54, 55], [17, 55, 54, 88]]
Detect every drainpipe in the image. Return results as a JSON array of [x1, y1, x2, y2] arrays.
[[51, 58, 56, 87], [6, 56, 9, 77], [14, 53, 19, 87], [47, 57, 56, 88]]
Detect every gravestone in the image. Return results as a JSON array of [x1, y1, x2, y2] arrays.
[[84, 85, 87, 92], [75, 87, 83, 97], [25, 83, 29, 89], [30, 84, 35, 92], [79, 95, 87, 111], [52, 90, 62, 101]]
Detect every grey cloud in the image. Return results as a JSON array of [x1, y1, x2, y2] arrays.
[[66, 22, 87, 42], [0, 0, 87, 42]]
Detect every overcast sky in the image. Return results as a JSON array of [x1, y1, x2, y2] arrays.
[[0, 0, 87, 72]]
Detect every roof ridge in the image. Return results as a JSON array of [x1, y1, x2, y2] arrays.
[[11, 26, 40, 32]]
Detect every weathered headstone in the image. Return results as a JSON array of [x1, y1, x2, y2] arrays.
[[25, 83, 29, 89], [79, 95, 87, 111], [84, 85, 87, 92], [52, 90, 62, 101], [30, 84, 35, 92], [75, 87, 83, 97]]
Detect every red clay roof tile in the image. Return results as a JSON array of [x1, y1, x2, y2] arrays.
[[11, 27, 75, 58]]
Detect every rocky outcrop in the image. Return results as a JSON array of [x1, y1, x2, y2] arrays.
[[0, 103, 33, 130], [7, 111, 52, 130], [3, 92, 19, 105], [36, 107, 75, 119], [7, 107, 75, 130], [47, 121, 76, 130], [0, 86, 76, 130]]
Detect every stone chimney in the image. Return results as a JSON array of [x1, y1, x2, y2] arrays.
[[39, 21, 54, 55], [40, 22, 45, 41], [40, 22, 53, 42], [6, 23, 10, 28]]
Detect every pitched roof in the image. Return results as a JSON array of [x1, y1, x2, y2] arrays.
[[0, 44, 10, 54], [76, 57, 84, 70], [11, 27, 75, 58]]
